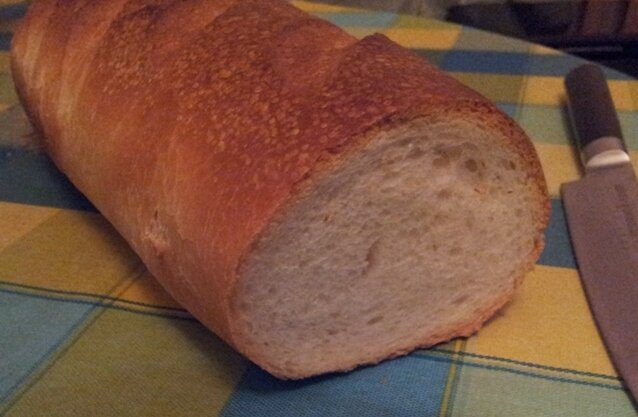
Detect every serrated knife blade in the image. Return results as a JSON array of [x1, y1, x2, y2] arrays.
[[562, 63, 638, 402]]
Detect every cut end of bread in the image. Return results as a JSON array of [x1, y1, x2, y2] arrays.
[[232, 114, 546, 379]]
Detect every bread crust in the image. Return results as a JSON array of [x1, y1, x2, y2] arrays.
[[11, 0, 549, 378]]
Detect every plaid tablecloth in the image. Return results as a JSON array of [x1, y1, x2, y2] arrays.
[[1, 1, 637, 416]]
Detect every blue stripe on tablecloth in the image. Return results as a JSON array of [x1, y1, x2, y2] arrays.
[[0, 4, 26, 51], [0, 3, 27, 20], [495, 102, 517, 117], [0, 290, 95, 404], [538, 199, 575, 269], [439, 49, 536, 75], [0, 286, 195, 322], [413, 49, 447, 66], [431, 49, 633, 80], [0, 146, 95, 211], [221, 357, 450, 417], [0, 279, 189, 316], [314, 11, 397, 27], [0, 32, 11, 51]]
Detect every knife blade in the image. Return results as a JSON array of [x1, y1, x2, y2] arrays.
[[562, 63, 638, 401]]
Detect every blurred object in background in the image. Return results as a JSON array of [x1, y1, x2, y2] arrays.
[[306, 0, 638, 77], [447, 0, 638, 77], [2, 0, 636, 76]]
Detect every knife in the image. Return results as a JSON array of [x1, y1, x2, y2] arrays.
[[562, 63, 638, 401]]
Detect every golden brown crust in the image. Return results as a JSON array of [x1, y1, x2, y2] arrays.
[[12, 0, 549, 378]]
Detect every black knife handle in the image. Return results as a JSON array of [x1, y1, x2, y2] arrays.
[[565, 64, 625, 151]]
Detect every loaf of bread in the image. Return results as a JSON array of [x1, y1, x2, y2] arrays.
[[11, 0, 550, 378]]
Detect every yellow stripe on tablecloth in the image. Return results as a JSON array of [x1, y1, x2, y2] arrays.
[[294, 2, 461, 47], [292, 0, 360, 13], [533, 142, 638, 198], [0, 209, 141, 296], [529, 44, 563, 55], [437, 339, 466, 417], [533, 142, 581, 198], [0, 202, 59, 252], [118, 269, 182, 310], [0, 53, 19, 106], [329, 26, 461, 47], [450, 73, 638, 111], [0, 204, 181, 311], [0, 53, 10, 72], [450, 73, 527, 104], [522, 76, 637, 110], [465, 265, 616, 377], [294, 23, 460, 48], [382, 27, 460, 50]]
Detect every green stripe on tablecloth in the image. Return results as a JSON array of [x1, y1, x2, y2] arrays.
[[517, 104, 638, 148], [446, 25, 531, 53], [437, 340, 466, 417], [432, 348, 620, 384], [441, 355, 634, 417], [0, 210, 140, 295], [3, 307, 247, 417], [0, 282, 134, 414], [0, 280, 190, 318], [451, 72, 528, 110], [0, 290, 96, 407], [0, 71, 17, 102], [423, 350, 621, 390]]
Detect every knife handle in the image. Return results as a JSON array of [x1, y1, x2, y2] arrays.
[[565, 64, 629, 170]]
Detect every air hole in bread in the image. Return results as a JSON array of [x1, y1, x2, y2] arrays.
[[432, 156, 449, 168], [437, 189, 451, 199], [464, 159, 478, 173], [452, 295, 468, 306], [407, 146, 426, 159], [366, 315, 384, 325], [449, 246, 461, 256]]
